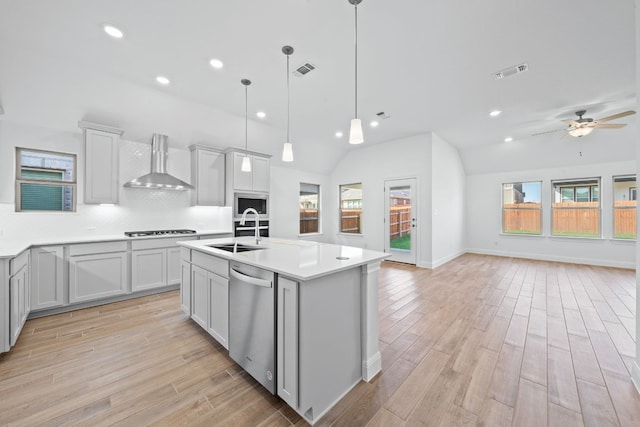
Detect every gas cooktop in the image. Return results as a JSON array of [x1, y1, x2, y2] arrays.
[[124, 229, 197, 238]]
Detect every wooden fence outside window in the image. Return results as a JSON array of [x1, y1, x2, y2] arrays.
[[389, 206, 412, 239], [503, 202, 636, 238]]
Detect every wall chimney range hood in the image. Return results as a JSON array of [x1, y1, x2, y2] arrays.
[[124, 134, 194, 190]]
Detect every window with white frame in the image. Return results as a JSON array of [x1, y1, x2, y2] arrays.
[[551, 178, 600, 237], [300, 183, 320, 234], [502, 181, 542, 235], [339, 183, 362, 234], [613, 175, 636, 239], [15, 148, 77, 212]]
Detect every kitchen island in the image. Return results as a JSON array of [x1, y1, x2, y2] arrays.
[[177, 236, 389, 425]]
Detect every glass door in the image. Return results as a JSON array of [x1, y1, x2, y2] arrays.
[[384, 178, 417, 264]]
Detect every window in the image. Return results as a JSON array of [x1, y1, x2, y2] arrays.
[[613, 175, 636, 239], [300, 183, 320, 234], [16, 148, 76, 212], [552, 178, 600, 237], [339, 183, 362, 234], [502, 181, 542, 235]]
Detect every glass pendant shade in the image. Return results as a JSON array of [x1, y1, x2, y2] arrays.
[[349, 118, 364, 144], [241, 155, 252, 172], [282, 142, 294, 162], [568, 127, 594, 137]]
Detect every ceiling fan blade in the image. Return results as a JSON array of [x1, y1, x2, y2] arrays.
[[532, 128, 567, 136], [594, 123, 626, 129], [562, 119, 579, 126], [596, 110, 636, 123]]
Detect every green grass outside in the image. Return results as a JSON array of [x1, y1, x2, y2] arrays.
[[614, 233, 637, 239], [552, 231, 599, 237], [503, 229, 541, 235], [390, 234, 411, 250]]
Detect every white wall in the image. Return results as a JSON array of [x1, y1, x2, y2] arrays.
[[466, 160, 636, 268], [327, 133, 434, 266], [633, 0, 640, 394], [269, 165, 330, 241], [0, 120, 231, 242], [431, 134, 466, 267]]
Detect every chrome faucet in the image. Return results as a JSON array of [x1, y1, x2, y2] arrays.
[[240, 207, 261, 245]]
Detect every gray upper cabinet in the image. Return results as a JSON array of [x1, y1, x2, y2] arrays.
[[79, 121, 124, 205], [189, 145, 225, 206], [225, 150, 271, 196]]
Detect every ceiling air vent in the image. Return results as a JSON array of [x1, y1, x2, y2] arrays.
[[376, 111, 391, 120], [293, 62, 317, 77], [493, 62, 528, 80]]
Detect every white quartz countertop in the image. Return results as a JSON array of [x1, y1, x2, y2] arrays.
[[178, 236, 390, 281], [0, 229, 232, 259]]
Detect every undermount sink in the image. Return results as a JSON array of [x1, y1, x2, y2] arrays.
[[207, 243, 265, 253]]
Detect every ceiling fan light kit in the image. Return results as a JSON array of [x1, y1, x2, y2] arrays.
[[532, 109, 636, 138], [568, 127, 594, 138]]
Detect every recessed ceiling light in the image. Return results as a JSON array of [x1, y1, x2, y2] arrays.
[[370, 121, 379, 128], [209, 58, 224, 69], [103, 25, 123, 39], [504, 137, 513, 142], [156, 76, 170, 85], [256, 111, 266, 119], [335, 131, 344, 138], [489, 110, 502, 117]]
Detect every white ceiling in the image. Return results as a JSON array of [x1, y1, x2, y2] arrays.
[[0, 0, 636, 175]]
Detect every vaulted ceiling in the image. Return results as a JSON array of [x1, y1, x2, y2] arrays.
[[0, 0, 636, 174]]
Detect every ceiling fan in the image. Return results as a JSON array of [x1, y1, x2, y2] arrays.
[[533, 109, 636, 138]]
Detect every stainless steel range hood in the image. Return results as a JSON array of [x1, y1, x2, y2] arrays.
[[124, 134, 193, 190]]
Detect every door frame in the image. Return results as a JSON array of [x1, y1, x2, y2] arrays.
[[384, 177, 417, 264]]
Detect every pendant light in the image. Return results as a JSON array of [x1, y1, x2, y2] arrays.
[[241, 79, 252, 172], [348, 0, 364, 144], [282, 45, 294, 162]]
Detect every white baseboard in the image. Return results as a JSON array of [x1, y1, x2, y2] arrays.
[[362, 351, 381, 382], [632, 362, 640, 395], [465, 248, 636, 269], [417, 250, 466, 269]]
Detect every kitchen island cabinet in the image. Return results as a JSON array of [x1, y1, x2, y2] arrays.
[[182, 249, 229, 349], [178, 237, 388, 425]]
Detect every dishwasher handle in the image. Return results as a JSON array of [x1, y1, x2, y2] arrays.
[[230, 267, 273, 288]]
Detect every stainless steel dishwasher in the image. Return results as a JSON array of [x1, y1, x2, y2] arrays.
[[228, 261, 276, 394]]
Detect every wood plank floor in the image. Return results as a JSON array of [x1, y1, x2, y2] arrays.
[[1, 254, 639, 426]]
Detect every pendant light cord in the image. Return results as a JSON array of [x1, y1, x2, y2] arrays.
[[244, 84, 248, 150], [354, 2, 358, 119], [287, 54, 290, 143]]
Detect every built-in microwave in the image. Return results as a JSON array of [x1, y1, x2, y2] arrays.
[[234, 193, 268, 219]]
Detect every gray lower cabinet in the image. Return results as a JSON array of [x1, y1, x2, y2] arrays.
[[167, 247, 181, 285], [30, 246, 65, 311], [191, 265, 208, 329], [68, 242, 128, 303], [131, 248, 167, 292], [207, 271, 229, 349], [277, 276, 299, 409], [181, 250, 229, 349], [180, 259, 191, 315], [9, 251, 30, 347], [276, 268, 362, 424]]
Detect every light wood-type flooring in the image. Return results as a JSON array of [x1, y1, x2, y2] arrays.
[[1, 254, 639, 426]]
